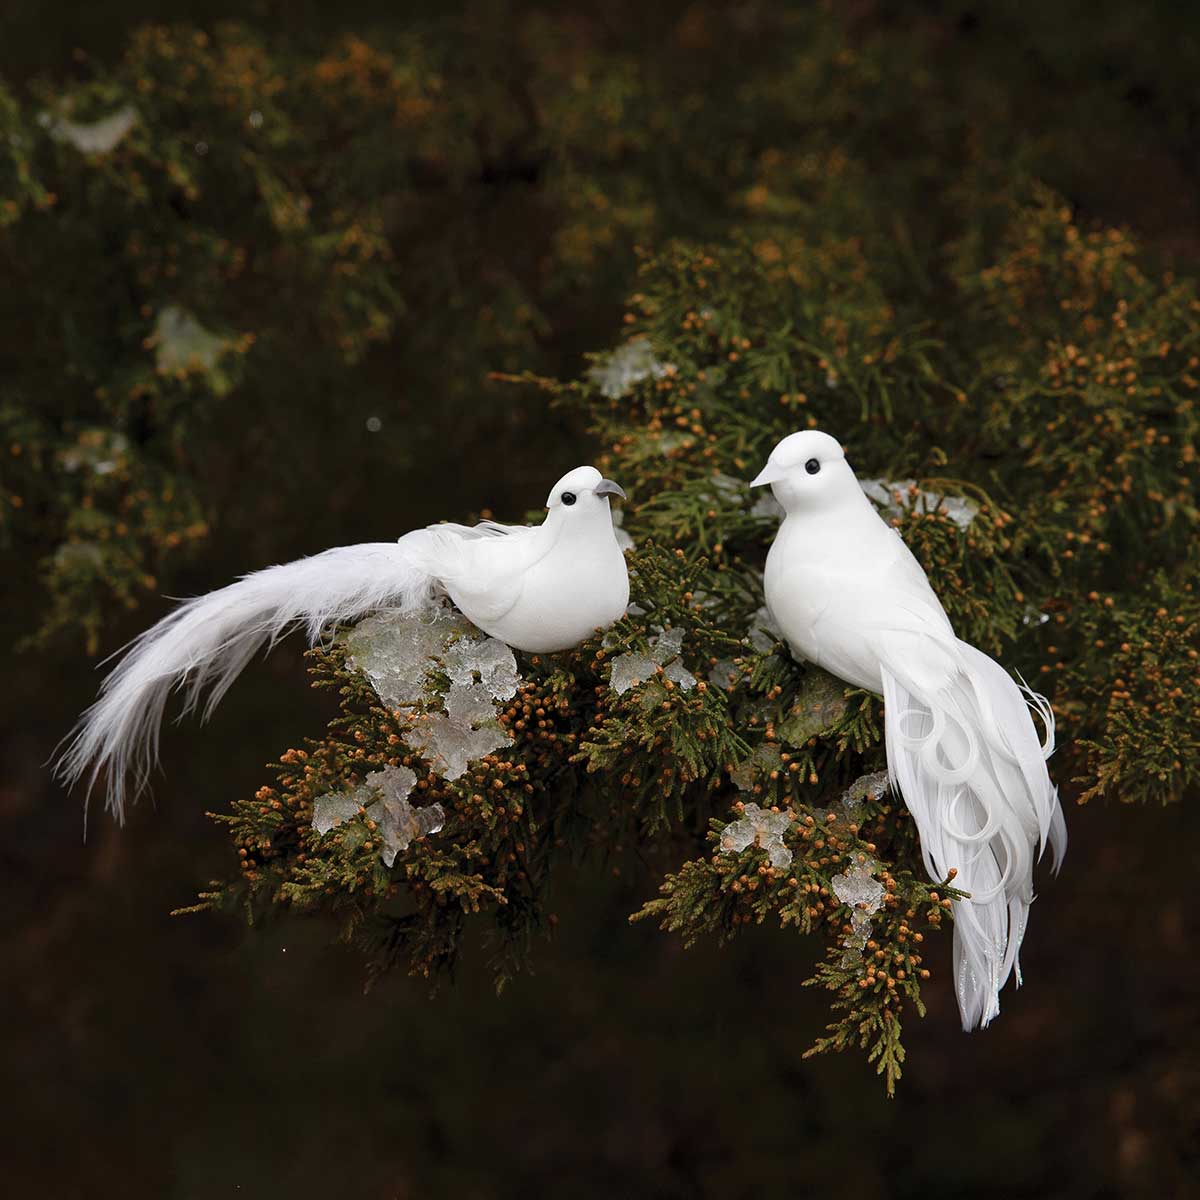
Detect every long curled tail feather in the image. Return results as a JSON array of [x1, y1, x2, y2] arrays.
[[881, 645, 1066, 1031], [55, 539, 440, 824]]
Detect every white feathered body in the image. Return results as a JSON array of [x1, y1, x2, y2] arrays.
[[57, 466, 628, 824], [763, 474, 1066, 1029], [422, 514, 629, 654]]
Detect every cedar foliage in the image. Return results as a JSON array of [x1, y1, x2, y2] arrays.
[[196, 192, 1198, 1090], [6, 7, 1199, 1093]]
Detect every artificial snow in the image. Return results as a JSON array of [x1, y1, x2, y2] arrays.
[[747, 605, 783, 653], [729, 742, 782, 791], [840, 770, 890, 816], [588, 338, 672, 399], [832, 860, 885, 954], [40, 104, 137, 155], [861, 478, 979, 529], [154, 306, 230, 375], [311, 764, 444, 867], [720, 802, 793, 870], [346, 606, 516, 782], [777, 670, 848, 745], [442, 635, 520, 701], [57, 429, 129, 476], [609, 652, 658, 694], [749, 490, 784, 520], [831, 771, 890, 956], [312, 791, 366, 837], [608, 626, 696, 695], [346, 606, 473, 708], [407, 714, 509, 782], [708, 658, 740, 690]]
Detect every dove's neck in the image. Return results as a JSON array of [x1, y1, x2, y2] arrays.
[[543, 500, 619, 551], [775, 478, 877, 527]]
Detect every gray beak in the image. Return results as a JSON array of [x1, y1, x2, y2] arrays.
[[750, 462, 786, 487], [594, 478, 627, 500]]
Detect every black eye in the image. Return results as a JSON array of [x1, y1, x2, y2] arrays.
[[805, 458, 821, 475], [561, 491, 577, 506]]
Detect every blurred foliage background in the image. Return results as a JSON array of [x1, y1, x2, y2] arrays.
[[2, 2, 1199, 1196]]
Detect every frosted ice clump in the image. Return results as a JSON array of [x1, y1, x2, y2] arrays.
[[687, 589, 720, 611], [729, 742, 783, 791], [609, 653, 658, 694], [708, 658, 740, 690], [445, 682, 499, 726], [861, 478, 979, 529], [40, 104, 137, 154], [750, 491, 784, 520], [346, 605, 473, 708], [53, 542, 105, 572], [154, 306, 230, 374], [57, 429, 129, 476], [367, 766, 443, 867], [777, 670, 848, 745], [312, 791, 366, 836], [608, 626, 696, 695], [442, 635, 520, 700], [311, 765, 443, 867], [710, 473, 744, 497], [697, 473, 746, 505], [347, 605, 514, 781], [747, 605, 783, 652], [408, 714, 509, 781], [841, 770, 890, 817], [363, 764, 417, 807], [832, 861, 885, 955], [662, 659, 697, 689], [653, 626, 684, 661], [588, 338, 672, 399], [720, 802, 793, 870], [377, 798, 444, 866]]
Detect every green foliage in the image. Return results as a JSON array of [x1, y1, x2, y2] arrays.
[[10, 6, 1200, 651], [1060, 569, 1200, 807], [200, 186, 1200, 1091], [10, 6, 1200, 1095]]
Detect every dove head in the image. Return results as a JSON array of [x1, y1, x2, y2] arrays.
[[545, 465, 626, 526], [750, 430, 861, 514]]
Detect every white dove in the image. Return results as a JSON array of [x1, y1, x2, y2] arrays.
[[57, 465, 629, 824], [751, 430, 1066, 1030]]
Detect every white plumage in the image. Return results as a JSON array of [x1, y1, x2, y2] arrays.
[[57, 465, 629, 824], [752, 430, 1066, 1029]]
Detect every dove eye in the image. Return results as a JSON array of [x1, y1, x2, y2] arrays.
[[805, 458, 821, 475], [561, 492, 577, 506]]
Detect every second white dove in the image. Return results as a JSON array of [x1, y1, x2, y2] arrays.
[[752, 430, 1066, 1030]]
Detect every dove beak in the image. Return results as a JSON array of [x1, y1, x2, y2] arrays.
[[594, 479, 627, 500], [750, 462, 784, 487]]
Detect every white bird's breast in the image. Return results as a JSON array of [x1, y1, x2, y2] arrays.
[[762, 514, 903, 693], [451, 536, 629, 655]]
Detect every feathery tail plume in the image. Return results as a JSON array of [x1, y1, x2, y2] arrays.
[[882, 643, 1065, 1030], [55, 538, 444, 824]]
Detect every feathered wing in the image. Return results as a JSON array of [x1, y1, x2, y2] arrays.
[[55, 524, 540, 824], [396, 521, 549, 626], [877, 625, 1065, 1030], [796, 541, 1066, 1029]]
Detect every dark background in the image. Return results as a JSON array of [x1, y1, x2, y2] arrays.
[[3, 4, 1199, 1197]]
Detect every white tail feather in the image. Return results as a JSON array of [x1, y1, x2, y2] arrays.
[[55, 538, 444, 824], [882, 643, 1065, 1030]]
